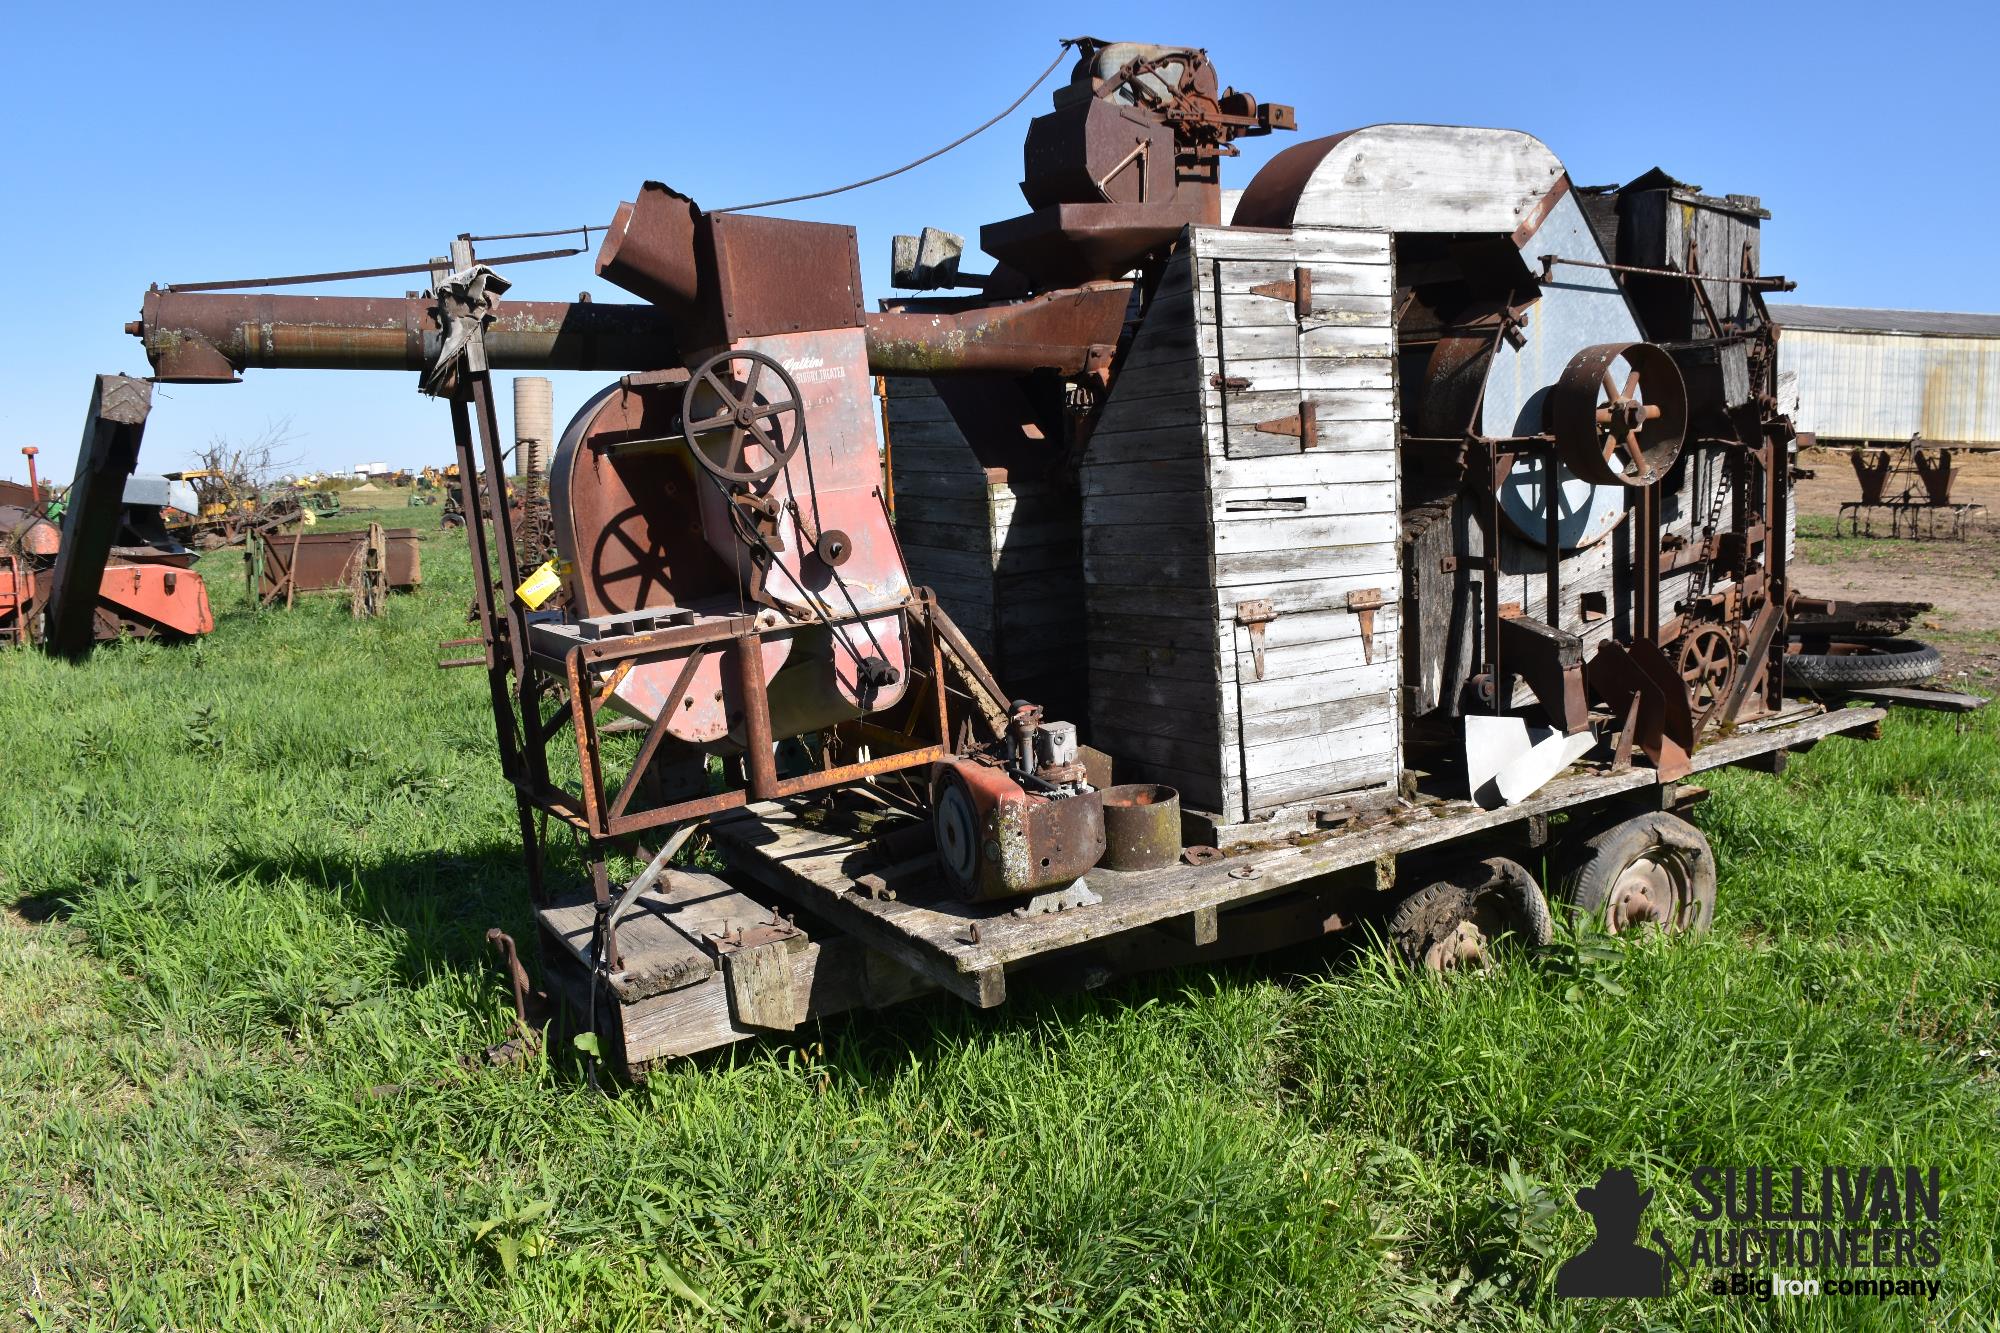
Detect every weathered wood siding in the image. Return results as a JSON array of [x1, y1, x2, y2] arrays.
[[1082, 224, 1402, 824], [880, 377, 1085, 702]]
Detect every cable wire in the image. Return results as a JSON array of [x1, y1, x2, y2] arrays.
[[714, 40, 1075, 212], [159, 43, 1075, 296]]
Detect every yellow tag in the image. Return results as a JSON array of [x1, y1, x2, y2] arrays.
[[515, 560, 562, 610], [300, 509, 317, 527]]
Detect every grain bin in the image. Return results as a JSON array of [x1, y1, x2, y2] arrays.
[[513, 376, 554, 476]]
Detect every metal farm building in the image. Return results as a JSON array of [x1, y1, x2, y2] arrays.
[[1774, 305, 2000, 448]]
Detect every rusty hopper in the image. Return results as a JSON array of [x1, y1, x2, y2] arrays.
[[255, 526, 421, 602]]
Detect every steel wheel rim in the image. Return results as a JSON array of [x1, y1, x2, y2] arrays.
[[1422, 919, 1492, 972], [1423, 884, 1536, 972], [1605, 846, 1694, 933]]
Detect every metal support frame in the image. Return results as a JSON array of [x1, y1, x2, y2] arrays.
[[434, 234, 955, 925], [535, 605, 953, 841]]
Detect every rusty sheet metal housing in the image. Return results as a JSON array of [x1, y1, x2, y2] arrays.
[[933, 758, 1106, 901], [596, 184, 865, 351]]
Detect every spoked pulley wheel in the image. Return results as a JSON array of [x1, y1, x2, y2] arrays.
[[1676, 624, 1737, 731], [680, 350, 805, 485], [1551, 342, 1688, 488]]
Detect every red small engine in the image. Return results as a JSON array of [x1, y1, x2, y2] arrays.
[[931, 702, 1105, 901]]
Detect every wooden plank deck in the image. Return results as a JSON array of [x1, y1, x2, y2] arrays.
[[707, 703, 1886, 1008], [534, 868, 930, 1069]]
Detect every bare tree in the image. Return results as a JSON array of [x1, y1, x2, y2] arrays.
[[185, 418, 302, 510]]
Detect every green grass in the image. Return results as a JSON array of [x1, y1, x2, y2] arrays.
[[1792, 513, 1917, 567], [2, 529, 1996, 1329]]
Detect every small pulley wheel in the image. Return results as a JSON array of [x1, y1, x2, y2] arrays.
[[815, 529, 852, 567], [1676, 624, 1737, 731], [680, 350, 805, 485], [1550, 342, 1687, 488], [932, 768, 983, 894]]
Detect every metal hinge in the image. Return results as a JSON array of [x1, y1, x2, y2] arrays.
[[1249, 265, 1314, 319], [1252, 400, 1318, 448], [1235, 598, 1278, 679], [1346, 588, 1384, 664]]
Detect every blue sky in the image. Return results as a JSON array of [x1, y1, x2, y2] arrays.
[[2, 1, 1992, 479]]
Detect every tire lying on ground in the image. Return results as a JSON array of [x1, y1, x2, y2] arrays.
[[1388, 856, 1552, 972], [1786, 637, 1942, 690], [1557, 811, 1716, 935]]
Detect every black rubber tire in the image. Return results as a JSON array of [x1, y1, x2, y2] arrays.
[[1388, 856, 1552, 970], [1787, 638, 1941, 690], [1558, 811, 1716, 935]]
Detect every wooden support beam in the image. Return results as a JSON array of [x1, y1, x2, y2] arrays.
[[1154, 905, 1220, 947]]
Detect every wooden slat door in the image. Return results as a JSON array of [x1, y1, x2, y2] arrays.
[[1190, 226, 1404, 823]]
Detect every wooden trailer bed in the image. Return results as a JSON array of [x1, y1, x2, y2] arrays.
[[535, 700, 1884, 1071]]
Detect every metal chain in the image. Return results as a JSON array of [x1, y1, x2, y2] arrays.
[[1687, 447, 1733, 601]]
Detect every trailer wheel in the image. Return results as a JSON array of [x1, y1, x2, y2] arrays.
[[1559, 811, 1716, 935], [1389, 856, 1552, 972]]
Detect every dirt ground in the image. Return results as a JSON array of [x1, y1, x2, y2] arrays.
[[1793, 446, 2000, 689]]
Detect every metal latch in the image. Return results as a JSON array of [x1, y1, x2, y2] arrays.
[[1235, 599, 1278, 679], [1249, 265, 1314, 319], [1252, 400, 1318, 448], [1210, 373, 1251, 390], [1347, 588, 1384, 664]]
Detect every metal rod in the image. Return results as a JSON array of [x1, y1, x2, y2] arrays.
[[1482, 448, 1505, 713], [1637, 483, 1660, 645], [767, 746, 946, 799], [735, 633, 780, 800], [1539, 254, 1795, 290], [161, 247, 583, 293], [607, 647, 708, 819], [1543, 457, 1560, 627], [468, 374, 526, 679], [450, 390, 542, 902]]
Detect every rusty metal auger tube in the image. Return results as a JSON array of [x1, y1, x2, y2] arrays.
[[131, 289, 688, 382], [132, 288, 1132, 382]]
